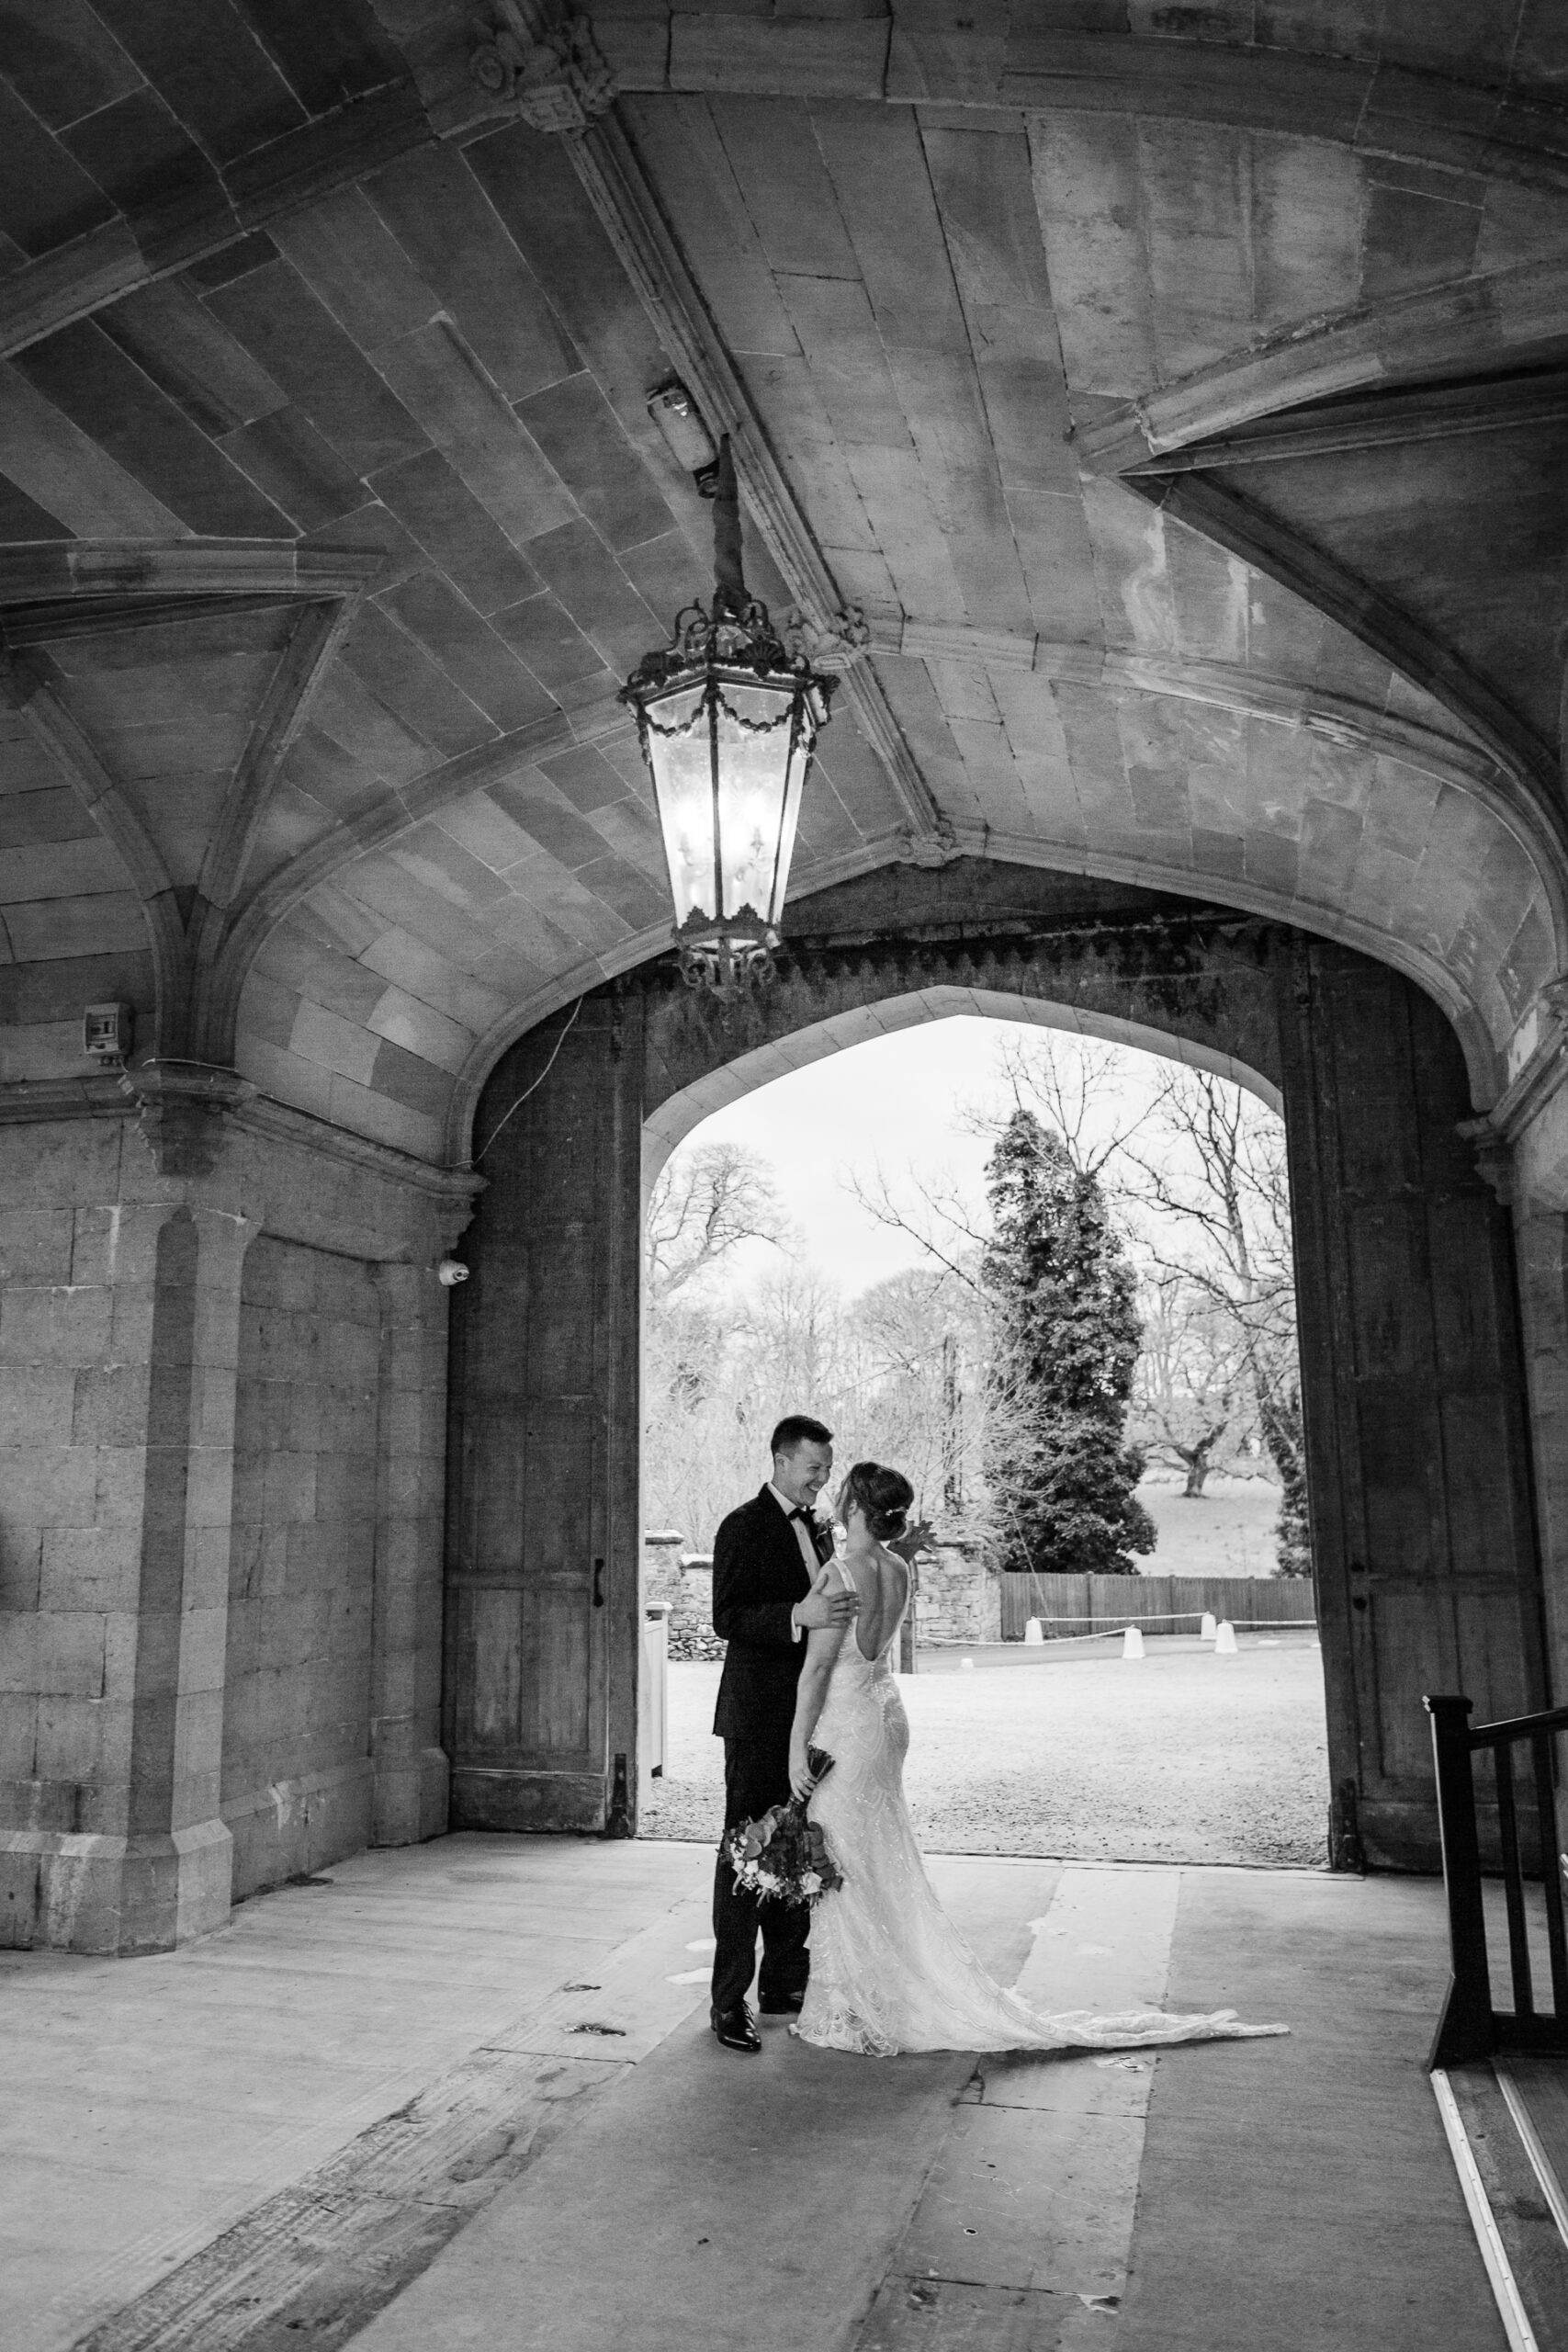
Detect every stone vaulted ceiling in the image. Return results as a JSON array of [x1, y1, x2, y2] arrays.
[[1, 0, 1568, 1163]]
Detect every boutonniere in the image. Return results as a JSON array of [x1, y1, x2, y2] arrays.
[[804, 1510, 836, 1563]]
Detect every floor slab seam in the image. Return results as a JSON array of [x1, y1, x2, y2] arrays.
[[67, 2045, 641, 2351], [12, 1848, 716, 2351], [848, 1867, 1176, 2341]]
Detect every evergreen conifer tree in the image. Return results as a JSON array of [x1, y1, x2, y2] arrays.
[[981, 1107, 1156, 1576]]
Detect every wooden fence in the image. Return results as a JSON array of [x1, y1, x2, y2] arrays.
[[998, 1572, 1315, 1643]]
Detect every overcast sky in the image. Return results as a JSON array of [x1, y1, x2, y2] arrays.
[[672, 1015, 1174, 1300]]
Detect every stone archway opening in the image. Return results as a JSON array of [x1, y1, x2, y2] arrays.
[[446, 857, 1547, 1877], [637, 1005, 1328, 1870]]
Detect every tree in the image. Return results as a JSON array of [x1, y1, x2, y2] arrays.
[[980, 1108, 1155, 1577], [1131, 1270, 1242, 1497], [1124, 1074, 1309, 1574], [643, 1142, 791, 1539], [646, 1142, 785, 1300], [852, 1266, 989, 1516]]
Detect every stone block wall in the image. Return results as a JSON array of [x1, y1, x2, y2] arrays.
[[222, 1238, 380, 1900], [669, 1557, 722, 1659], [0, 1137, 150, 1908], [0, 1100, 475, 1952], [910, 1526, 1000, 1646]]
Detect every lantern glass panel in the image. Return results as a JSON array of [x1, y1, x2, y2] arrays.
[[773, 719, 812, 920], [711, 679, 800, 923], [643, 683, 715, 925]]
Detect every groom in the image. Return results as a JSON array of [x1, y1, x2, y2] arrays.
[[708, 1414, 856, 2053]]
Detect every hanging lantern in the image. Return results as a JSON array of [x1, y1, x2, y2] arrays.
[[620, 435, 834, 995]]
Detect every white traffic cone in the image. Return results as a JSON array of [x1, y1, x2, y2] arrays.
[[1122, 1625, 1145, 1659], [1200, 1611, 1217, 1642], [1024, 1617, 1044, 1645], [1214, 1620, 1238, 1655]]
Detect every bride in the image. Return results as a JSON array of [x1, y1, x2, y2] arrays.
[[787, 1461, 1287, 2058]]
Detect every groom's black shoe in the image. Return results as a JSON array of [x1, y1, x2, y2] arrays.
[[758, 1991, 805, 2016], [711, 2003, 761, 2053]]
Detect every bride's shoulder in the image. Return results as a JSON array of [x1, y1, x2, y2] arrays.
[[877, 1543, 910, 1591]]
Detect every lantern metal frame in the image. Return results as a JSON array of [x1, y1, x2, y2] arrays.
[[619, 435, 835, 998]]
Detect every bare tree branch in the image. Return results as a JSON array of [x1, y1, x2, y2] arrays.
[[840, 1160, 989, 1295], [646, 1142, 789, 1298]]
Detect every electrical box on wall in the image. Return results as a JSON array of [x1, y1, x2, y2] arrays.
[[83, 1002, 133, 1062]]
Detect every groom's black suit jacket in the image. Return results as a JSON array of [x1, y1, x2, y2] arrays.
[[711, 1487, 828, 1739]]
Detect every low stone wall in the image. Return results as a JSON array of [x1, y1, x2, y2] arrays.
[[642, 1527, 1001, 1655], [641, 1536, 725, 1659], [669, 1557, 724, 1660]]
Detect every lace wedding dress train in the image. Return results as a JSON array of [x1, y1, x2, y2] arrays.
[[795, 1602, 1287, 2059]]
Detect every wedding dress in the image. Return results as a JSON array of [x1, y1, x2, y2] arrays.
[[795, 1572, 1287, 2058]]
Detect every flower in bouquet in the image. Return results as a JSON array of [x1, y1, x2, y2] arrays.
[[724, 1747, 844, 1905]]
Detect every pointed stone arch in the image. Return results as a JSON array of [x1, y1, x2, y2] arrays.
[[446, 863, 1546, 1877]]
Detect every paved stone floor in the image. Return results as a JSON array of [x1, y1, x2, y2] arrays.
[[1, 1837, 1502, 2351]]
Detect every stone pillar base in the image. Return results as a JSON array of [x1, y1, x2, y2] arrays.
[[0, 1818, 232, 1954], [372, 1746, 450, 1849]]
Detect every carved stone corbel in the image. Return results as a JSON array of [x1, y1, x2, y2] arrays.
[[119, 1062, 257, 1178], [1458, 1114, 1515, 1207], [468, 4, 615, 133], [896, 815, 963, 870], [780, 605, 871, 673]]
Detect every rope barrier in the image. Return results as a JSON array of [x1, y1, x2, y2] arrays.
[[1021, 1614, 1318, 1645], [1027, 1610, 1318, 1628]]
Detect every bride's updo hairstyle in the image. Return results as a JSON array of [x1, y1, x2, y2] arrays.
[[840, 1462, 915, 1543]]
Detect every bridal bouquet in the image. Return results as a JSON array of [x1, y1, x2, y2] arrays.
[[725, 1749, 844, 1906]]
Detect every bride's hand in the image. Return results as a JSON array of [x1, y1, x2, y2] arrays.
[[789, 1747, 816, 1801]]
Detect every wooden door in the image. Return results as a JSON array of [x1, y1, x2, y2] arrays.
[[1281, 943, 1546, 1870], [445, 991, 642, 1832]]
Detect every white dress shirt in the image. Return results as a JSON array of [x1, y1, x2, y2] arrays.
[[768, 1481, 818, 1638]]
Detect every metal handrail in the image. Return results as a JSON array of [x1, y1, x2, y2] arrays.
[[1426, 1692, 1568, 2067]]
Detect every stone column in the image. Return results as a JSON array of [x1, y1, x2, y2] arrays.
[[370, 1261, 451, 1849], [0, 1103, 251, 1953]]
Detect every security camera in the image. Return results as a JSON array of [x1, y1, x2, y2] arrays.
[[436, 1260, 470, 1286]]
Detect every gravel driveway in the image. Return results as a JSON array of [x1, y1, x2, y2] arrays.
[[640, 1634, 1329, 1868]]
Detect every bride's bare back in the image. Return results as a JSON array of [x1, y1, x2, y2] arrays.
[[840, 1544, 908, 1662]]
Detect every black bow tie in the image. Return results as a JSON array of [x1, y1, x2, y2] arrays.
[[789, 1506, 833, 1562]]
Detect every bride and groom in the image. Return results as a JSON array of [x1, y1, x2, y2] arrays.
[[709, 1415, 1285, 2059]]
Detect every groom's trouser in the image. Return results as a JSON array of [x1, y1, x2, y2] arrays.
[[711, 1727, 810, 2016]]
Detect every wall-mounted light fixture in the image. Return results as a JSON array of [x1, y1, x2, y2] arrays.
[[619, 436, 835, 998]]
